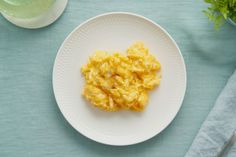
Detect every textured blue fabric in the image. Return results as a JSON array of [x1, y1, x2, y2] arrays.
[[0, 0, 236, 157], [185, 70, 236, 157]]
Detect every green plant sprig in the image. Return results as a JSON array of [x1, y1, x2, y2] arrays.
[[203, 0, 236, 29]]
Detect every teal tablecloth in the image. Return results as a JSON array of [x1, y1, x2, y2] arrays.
[[0, 0, 236, 156]]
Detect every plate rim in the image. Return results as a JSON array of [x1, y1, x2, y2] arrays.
[[52, 12, 187, 146]]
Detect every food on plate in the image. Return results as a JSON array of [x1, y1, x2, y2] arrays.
[[81, 42, 161, 111]]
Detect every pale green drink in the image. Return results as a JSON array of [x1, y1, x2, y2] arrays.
[[0, 0, 55, 18]]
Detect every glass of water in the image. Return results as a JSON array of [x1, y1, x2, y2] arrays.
[[0, 0, 68, 28]]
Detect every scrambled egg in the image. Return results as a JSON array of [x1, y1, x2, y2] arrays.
[[81, 42, 161, 111]]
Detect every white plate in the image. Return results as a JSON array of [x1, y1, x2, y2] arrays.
[[53, 12, 187, 146]]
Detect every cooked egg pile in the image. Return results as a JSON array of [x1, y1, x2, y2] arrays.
[[81, 42, 161, 111]]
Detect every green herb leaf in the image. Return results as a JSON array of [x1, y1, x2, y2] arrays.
[[203, 0, 236, 30]]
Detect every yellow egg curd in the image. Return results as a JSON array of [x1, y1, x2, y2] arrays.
[[81, 42, 161, 111]]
